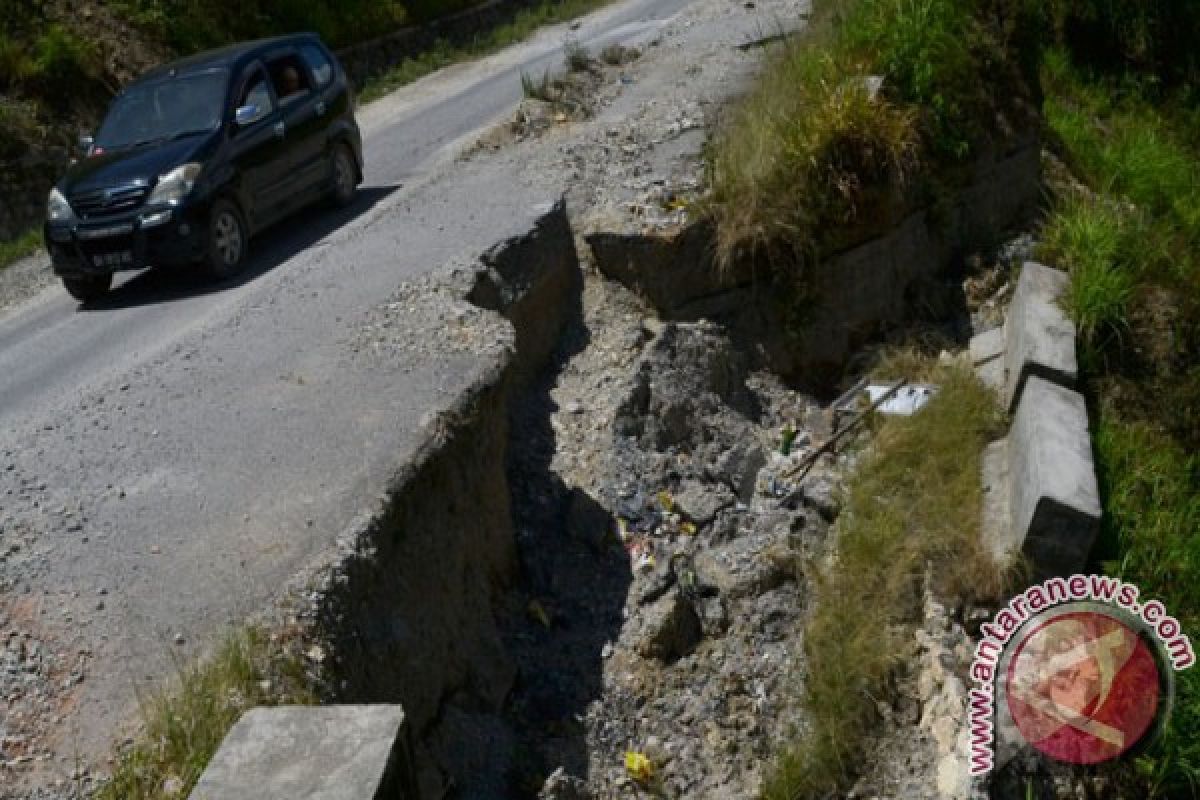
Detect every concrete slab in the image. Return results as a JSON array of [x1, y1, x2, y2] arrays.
[[980, 438, 1015, 564], [1006, 376, 1101, 578], [1004, 262, 1077, 411], [969, 326, 1005, 367], [189, 706, 419, 800]]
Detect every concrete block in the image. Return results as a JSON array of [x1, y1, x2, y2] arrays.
[[1004, 262, 1077, 411], [969, 326, 1004, 367], [189, 706, 420, 800], [1005, 376, 1101, 577], [980, 438, 1014, 564]]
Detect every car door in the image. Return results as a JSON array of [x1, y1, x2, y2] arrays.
[[225, 63, 293, 230], [266, 49, 328, 199]]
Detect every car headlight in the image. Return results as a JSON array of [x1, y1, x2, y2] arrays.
[[147, 163, 203, 207], [47, 187, 75, 222]]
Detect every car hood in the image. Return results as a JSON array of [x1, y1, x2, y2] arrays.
[[61, 135, 214, 194]]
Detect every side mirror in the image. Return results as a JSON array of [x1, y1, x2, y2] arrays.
[[78, 134, 94, 155], [235, 104, 264, 127]]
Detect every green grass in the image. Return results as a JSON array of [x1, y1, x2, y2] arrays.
[[1040, 37, 1200, 797], [763, 362, 1008, 798], [1037, 197, 1137, 342], [94, 628, 315, 800], [705, 0, 1038, 267], [358, 0, 612, 103], [0, 228, 42, 271], [1093, 417, 1200, 795]]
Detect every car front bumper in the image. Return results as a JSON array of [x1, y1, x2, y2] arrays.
[[45, 205, 208, 276]]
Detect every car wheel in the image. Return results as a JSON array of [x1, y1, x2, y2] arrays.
[[62, 273, 112, 303], [205, 199, 247, 280], [329, 144, 357, 207]]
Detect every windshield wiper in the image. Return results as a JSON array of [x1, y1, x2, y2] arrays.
[[167, 128, 213, 141], [111, 129, 210, 150]]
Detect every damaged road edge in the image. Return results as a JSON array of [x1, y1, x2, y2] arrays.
[[272, 196, 580, 798]]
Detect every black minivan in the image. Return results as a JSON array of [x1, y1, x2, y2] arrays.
[[44, 34, 363, 302]]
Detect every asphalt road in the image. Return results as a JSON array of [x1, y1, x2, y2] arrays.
[[0, 0, 690, 777]]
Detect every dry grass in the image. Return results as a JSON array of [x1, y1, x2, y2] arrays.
[[705, 0, 1038, 269], [94, 628, 315, 800], [764, 360, 1009, 798], [706, 40, 918, 267]]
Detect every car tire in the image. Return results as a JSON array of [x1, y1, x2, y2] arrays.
[[329, 143, 357, 207], [62, 273, 112, 304], [205, 198, 248, 280]]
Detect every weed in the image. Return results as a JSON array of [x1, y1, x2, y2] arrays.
[[1037, 197, 1136, 342], [0, 227, 41, 271], [600, 42, 635, 66], [93, 627, 315, 800], [705, 0, 1036, 268], [358, 0, 614, 103], [763, 362, 1008, 798], [706, 42, 919, 267], [563, 38, 593, 73], [520, 68, 554, 102]]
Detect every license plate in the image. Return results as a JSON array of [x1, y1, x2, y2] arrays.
[[92, 251, 133, 268]]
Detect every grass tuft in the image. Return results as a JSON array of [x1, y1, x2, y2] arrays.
[[706, 42, 919, 266], [0, 228, 42, 272], [94, 628, 315, 800], [763, 362, 1008, 798], [1037, 197, 1137, 342], [563, 38, 593, 73], [705, 0, 1036, 268]]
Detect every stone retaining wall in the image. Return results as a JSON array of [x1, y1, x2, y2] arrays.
[[588, 132, 1043, 385]]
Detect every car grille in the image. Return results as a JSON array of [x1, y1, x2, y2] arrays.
[[70, 183, 148, 219]]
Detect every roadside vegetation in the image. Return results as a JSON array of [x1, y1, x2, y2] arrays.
[[360, 0, 612, 103], [705, 0, 1199, 797], [1036, 21, 1200, 794], [94, 628, 315, 800], [763, 360, 1008, 798], [705, 0, 1040, 267], [0, 227, 41, 271]]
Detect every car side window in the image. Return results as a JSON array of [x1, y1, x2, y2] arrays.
[[267, 54, 313, 106], [299, 44, 334, 88], [239, 70, 274, 118]]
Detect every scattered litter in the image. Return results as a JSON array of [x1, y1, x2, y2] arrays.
[[866, 383, 937, 415], [625, 750, 654, 784], [832, 379, 937, 430], [528, 599, 552, 629], [780, 424, 797, 455]]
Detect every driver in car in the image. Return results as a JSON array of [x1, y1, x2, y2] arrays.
[[278, 66, 306, 103]]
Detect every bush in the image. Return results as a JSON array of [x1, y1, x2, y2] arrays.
[[1045, 0, 1200, 86], [31, 24, 99, 87], [707, 44, 919, 265], [706, 0, 1041, 267], [113, 0, 411, 52]]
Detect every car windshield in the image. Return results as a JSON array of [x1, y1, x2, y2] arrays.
[[95, 69, 228, 150]]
